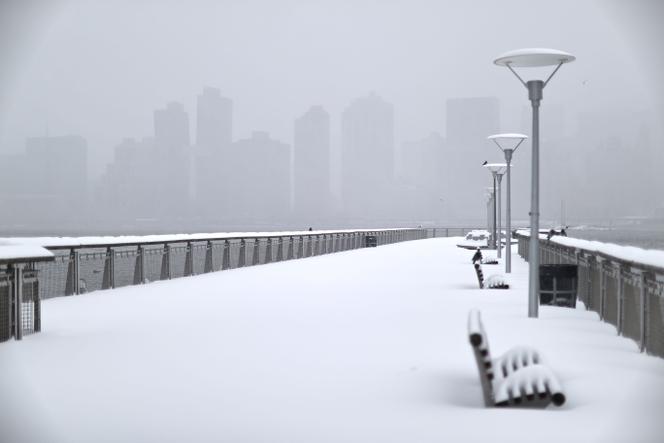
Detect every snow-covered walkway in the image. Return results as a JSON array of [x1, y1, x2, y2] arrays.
[[1, 238, 663, 443]]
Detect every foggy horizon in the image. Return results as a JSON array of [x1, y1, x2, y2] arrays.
[[1, 0, 663, 234]]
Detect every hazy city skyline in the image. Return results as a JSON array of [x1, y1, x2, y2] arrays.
[[0, 0, 662, 233]]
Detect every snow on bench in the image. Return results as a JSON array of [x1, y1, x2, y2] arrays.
[[473, 263, 509, 289], [468, 309, 566, 408]]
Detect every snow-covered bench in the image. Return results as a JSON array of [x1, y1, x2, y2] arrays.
[[473, 263, 509, 289], [468, 309, 566, 408]]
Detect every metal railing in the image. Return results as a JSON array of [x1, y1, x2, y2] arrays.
[[0, 268, 41, 342], [515, 232, 664, 358], [28, 229, 431, 300], [1, 226, 482, 342]]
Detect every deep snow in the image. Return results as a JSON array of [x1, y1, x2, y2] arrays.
[[1, 238, 663, 443]]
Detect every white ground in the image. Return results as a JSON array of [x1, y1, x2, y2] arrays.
[[2, 238, 663, 443]]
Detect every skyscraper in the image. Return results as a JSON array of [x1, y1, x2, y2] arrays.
[[194, 88, 233, 216], [341, 93, 394, 220], [294, 106, 330, 219], [223, 131, 291, 222], [154, 102, 190, 152], [153, 102, 191, 214], [196, 87, 232, 150]]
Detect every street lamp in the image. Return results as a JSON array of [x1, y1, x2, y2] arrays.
[[484, 163, 507, 258], [485, 187, 495, 242], [488, 133, 528, 273], [494, 48, 575, 318]]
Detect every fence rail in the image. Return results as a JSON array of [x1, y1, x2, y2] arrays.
[[1, 226, 481, 342], [515, 232, 664, 358]]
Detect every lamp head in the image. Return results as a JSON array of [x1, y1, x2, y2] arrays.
[[484, 163, 507, 175], [494, 48, 575, 87], [488, 133, 528, 152], [494, 48, 575, 67]]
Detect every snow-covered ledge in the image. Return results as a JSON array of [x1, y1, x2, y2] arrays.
[[514, 229, 664, 272], [0, 241, 54, 265]]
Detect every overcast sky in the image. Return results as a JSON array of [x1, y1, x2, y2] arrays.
[[1, 0, 662, 179]]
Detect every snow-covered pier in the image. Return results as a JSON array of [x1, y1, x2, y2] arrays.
[[1, 237, 663, 443]]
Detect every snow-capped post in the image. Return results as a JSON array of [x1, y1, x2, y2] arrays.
[[494, 48, 575, 318], [488, 134, 527, 273], [108, 247, 115, 288]]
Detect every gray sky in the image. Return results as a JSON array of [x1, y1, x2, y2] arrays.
[[1, 0, 662, 176]]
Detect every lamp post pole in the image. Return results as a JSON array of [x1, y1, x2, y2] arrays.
[[504, 149, 514, 271], [527, 80, 543, 317], [491, 172, 497, 250], [495, 171, 504, 259], [493, 48, 575, 318]]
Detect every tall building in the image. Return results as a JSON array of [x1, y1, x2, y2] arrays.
[[153, 102, 191, 215], [154, 102, 190, 152], [445, 97, 500, 220], [222, 131, 291, 223], [196, 87, 232, 150], [194, 88, 233, 216], [341, 93, 394, 220], [294, 106, 331, 219]]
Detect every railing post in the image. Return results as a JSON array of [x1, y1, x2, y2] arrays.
[[306, 236, 313, 257], [287, 237, 294, 260], [639, 271, 650, 352], [222, 240, 230, 270], [599, 259, 605, 320], [313, 235, 320, 255], [161, 244, 171, 280], [238, 239, 246, 267], [65, 249, 79, 295], [185, 242, 194, 276], [253, 238, 261, 265], [103, 247, 114, 289], [265, 238, 273, 264], [204, 241, 214, 273], [276, 237, 284, 261], [617, 264, 625, 335], [137, 245, 145, 284], [32, 273, 41, 333], [74, 250, 81, 294], [11, 264, 24, 340], [298, 236, 304, 258]]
